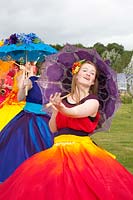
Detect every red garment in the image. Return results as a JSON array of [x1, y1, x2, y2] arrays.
[[0, 94, 133, 199], [56, 112, 100, 133], [56, 94, 100, 134], [0, 135, 133, 200]]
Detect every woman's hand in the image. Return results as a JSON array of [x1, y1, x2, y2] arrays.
[[49, 92, 66, 112], [17, 73, 32, 90], [23, 79, 32, 89]]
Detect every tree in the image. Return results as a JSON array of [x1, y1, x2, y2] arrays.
[[74, 43, 87, 49], [106, 43, 124, 54], [102, 48, 121, 71], [123, 54, 133, 74], [102, 43, 125, 72], [50, 44, 63, 51], [93, 42, 106, 55]]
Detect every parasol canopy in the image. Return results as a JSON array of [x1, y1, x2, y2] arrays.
[[0, 33, 57, 63], [38, 44, 121, 133]]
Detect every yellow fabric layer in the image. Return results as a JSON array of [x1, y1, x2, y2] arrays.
[[0, 102, 25, 131], [54, 134, 116, 159]]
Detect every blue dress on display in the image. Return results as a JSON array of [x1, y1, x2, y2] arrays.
[[0, 76, 54, 182]]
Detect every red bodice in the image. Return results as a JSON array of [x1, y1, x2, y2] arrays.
[[56, 112, 99, 134], [56, 94, 100, 134]]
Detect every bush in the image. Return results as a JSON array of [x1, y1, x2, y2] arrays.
[[120, 95, 132, 104]]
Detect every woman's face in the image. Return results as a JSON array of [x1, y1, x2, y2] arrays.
[[40, 63, 46, 75], [76, 63, 96, 88]]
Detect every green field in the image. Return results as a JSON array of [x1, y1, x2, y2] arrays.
[[91, 103, 133, 174]]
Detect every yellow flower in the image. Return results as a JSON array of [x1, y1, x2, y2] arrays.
[[72, 65, 80, 74], [72, 60, 85, 75], [72, 61, 82, 75]]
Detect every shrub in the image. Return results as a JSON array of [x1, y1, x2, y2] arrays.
[[120, 95, 132, 104]]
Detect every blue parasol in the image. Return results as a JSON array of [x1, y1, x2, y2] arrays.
[[0, 33, 57, 63]]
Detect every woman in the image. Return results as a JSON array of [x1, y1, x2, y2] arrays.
[[0, 63, 25, 131], [0, 62, 53, 182], [0, 60, 132, 199]]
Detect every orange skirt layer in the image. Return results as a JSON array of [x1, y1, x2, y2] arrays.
[[0, 135, 133, 200]]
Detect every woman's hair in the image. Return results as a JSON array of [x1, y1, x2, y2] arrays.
[[36, 62, 46, 76], [71, 61, 99, 103]]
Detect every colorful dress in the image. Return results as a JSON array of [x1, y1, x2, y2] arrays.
[[0, 94, 133, 200], [0, 70, 25, 131], [0, 101, 25, 131], [0, 67, 25, 131], [0, 62, 19, 105], [0, 76, 53, 182]]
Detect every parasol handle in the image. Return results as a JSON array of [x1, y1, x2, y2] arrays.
[[24, 70, 29, 96], [24, 62, 34, 96], [45, 94, 70, 108], [25, 85, 28, 96], [22, 67, 29, 96]]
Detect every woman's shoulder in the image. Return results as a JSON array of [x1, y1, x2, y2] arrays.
[[81, 94, 98, 103]]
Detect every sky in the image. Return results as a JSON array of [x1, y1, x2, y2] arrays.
[[1, 0, 133, 50]]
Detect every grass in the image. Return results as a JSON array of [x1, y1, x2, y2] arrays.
[[91, 103, 133, 174]]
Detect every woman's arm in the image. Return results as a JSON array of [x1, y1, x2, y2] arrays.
[[49, 109, 58, 133], [50, 93, 99, 118], [17, 75, 32, 102], [59, 99, 99, 118]]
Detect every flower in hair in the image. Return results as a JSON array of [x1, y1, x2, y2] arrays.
[[72, 59, 86, 75]]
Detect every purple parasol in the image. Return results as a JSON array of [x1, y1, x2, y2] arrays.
[[38, 44, 121, 133]]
